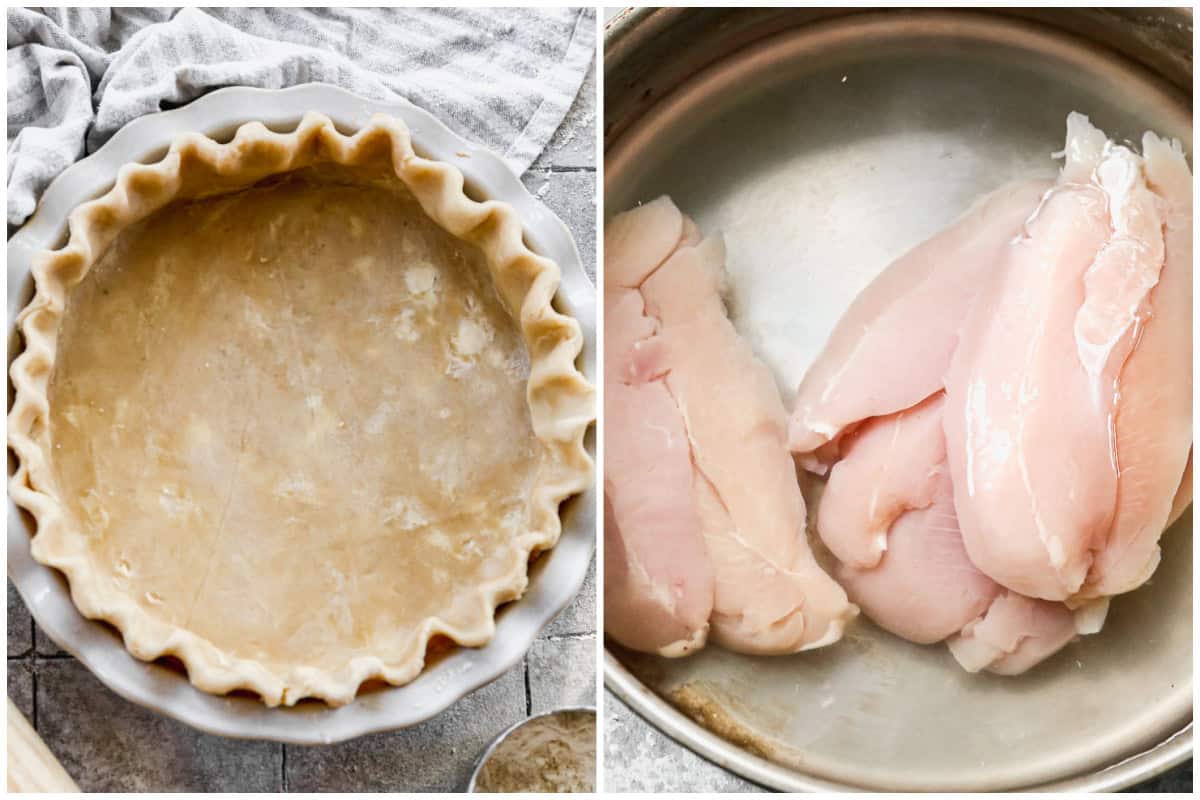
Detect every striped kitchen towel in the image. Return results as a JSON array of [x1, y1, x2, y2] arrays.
[[7, 6, 595, 226]]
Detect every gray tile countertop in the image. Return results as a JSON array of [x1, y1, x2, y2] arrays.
[[603, 689, 1192, 793], [6, 60, 596, 793]]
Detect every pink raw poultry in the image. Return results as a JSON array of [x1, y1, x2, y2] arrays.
[[788, 179, 1051, 472], [824, 394, 1093, 672], [604, 199, 714, 656], [944, 114, 1189, 602], [604, 197, 856, 656]]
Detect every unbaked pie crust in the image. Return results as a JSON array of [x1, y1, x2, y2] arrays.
[[9, 112, 594, 706]]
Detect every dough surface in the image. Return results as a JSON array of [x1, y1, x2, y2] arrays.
[[49, 166, 542, 691]]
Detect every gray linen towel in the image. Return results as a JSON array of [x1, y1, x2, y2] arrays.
[[7, 6, 595, 226]]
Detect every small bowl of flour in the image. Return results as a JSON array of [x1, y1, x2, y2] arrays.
[[469, 707, 596, 793]]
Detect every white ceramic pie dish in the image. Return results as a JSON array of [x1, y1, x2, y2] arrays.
[[6, 83, 596, 743]]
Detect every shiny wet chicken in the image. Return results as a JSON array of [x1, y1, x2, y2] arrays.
[[802, 113, 1191, 673], [943, 114, 1192, 604], [604, 114, 1189, 677], [604, 198, 856, 657], [787, 179, 1052, 472], [823, 394, 1093, 673], [604, 200, 714, 657]]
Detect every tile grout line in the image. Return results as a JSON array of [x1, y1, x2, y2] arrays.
[[281, 742, 288, 793], [31, 664, 39, 729], [523, 654, 532, 716], [23, 651, 74, 660], [540, 631, 596, 642], [527, 165, 596, 174]]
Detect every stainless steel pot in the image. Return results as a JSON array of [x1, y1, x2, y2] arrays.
[[604, 7, 1193, 792]]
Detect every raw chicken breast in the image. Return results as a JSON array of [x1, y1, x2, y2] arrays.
[[604, 382, 713, 656], [1167, 453, 1193, 529], [606, 196, 686, 289], [823, 394, 1080, 672], [835, 469, 1000, 645], [1073, 130, 1193, 601], [944, 113, 1170, 601], [947, 592, 1079, 676], [638, 213, 857, 654], [788, 179, 1051, 471], [603, 201, 715, 657], [818, 393, 948, 569]]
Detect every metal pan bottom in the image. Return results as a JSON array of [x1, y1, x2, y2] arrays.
[[605, 9, 1192, 792]]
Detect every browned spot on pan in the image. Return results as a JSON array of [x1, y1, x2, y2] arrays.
[[668, 683, 779, 761]]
